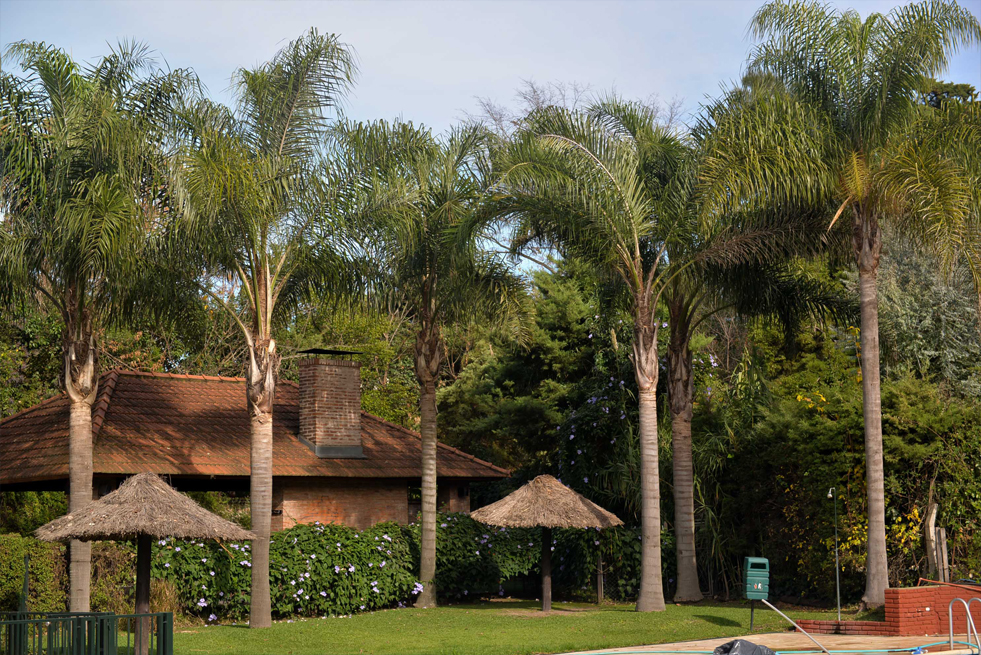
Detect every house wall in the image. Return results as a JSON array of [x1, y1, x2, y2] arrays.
[[272, 478, 408, 531], [438, 482, 471, 514]]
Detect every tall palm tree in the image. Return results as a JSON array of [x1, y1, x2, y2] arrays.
[[167, 29, 356, 627], [697, 0, 981, 606], [492, 101, 778, 610], [336, 119, 527, 607], [0, 41, 193, 611], [665, 256, 853, 600]]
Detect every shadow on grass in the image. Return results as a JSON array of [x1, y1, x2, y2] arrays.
[[694, 614, 742, 627]]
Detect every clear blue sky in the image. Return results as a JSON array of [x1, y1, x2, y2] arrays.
[[2, 0, 979, 133]]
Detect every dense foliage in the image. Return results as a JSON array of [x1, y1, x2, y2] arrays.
[[2, 1, 979, 617]]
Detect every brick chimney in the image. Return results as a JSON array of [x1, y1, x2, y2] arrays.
[[298, 355, 364, 458]]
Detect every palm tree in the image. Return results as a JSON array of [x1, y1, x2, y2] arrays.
[[491, 100, 757, 611], [336, 119, 527, 607], [697, 0, 981, 606], [665, 256, 854, 600], [0, 41, 193, 611], [167, 29, 356, 627]]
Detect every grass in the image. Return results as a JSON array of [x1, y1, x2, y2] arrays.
[[173, 599, 835, 655]]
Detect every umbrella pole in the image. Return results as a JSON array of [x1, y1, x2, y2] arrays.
[[136, 534, 151, 655], [541, 527, 552, 612]]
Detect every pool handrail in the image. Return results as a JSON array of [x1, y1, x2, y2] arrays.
[[948, 597, 980, 653]]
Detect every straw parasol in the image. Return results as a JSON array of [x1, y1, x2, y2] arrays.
[[471, 474, 622, 611], [37, 472, 254, 643]]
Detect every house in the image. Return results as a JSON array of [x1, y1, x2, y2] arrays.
[[0, 354, 508, 530]]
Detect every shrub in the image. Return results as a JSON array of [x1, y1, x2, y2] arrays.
[[0, 533, 66, 612], [1, 512, 659, 619], [90, 541, 136, 614], [404, 512, 538, 599], [153, 521, 419, 621]]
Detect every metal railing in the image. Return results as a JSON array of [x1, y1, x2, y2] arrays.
[[0, 611, 172, 655], [948, 597, 981, 654]]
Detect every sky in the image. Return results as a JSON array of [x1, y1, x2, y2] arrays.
[[1, 0, 979, 133]]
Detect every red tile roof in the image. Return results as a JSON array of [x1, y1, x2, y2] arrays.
[[0, 370, 508, 485]]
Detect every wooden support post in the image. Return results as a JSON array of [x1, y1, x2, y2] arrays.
[[597, 554, 604, 604], [541, 527, 552, 612], [136, 534, 151, 655], [936, 527, 950, 583]]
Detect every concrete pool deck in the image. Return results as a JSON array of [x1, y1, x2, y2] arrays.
[[566, 632, 978, 655]]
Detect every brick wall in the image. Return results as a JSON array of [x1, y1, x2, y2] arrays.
[[885, 584, 981, 636], [298, 358, 362, 457], [272, 477, 408, 531], [796, 584, 981, 637], [437, 482, 471, 514]]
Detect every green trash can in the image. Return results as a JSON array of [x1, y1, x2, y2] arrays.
[[743, 557, 769, 600]]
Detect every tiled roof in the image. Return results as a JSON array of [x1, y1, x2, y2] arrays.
[[0, 370, 508, 485]]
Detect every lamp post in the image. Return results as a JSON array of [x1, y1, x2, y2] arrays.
[[827, 487, 841, 623]]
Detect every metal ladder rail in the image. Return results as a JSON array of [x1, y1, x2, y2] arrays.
[[949, 597, 981, 654], [967, 598, 981, 654]]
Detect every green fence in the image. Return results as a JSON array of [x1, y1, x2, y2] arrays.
[[0, 612, 173, 655]]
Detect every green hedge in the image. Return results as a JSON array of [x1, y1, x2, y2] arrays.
[[404, 512, 539, 599], [1, 512, 648, 621], [0, 533, 66, 612]]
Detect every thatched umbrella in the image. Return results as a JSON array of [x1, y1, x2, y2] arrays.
[[37, 472, 254, 649], [471, 474, 622, 611]]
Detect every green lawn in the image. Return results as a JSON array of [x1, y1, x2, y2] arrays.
[[173, 600, 835, 655]]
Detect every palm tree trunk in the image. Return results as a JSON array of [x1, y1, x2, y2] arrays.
[[414, 324, 441, 609], [416, 378, 438, 608], [68, 400, 93, 612], [854, 212, 888, 607], [633, 302, 665, 612], [668, 316, 700, 602], [64, 326, 98, 613], [247, 340, 278, 629]]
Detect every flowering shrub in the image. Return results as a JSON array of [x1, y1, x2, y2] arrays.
[[404, 512, 539, 599], [151, 513, 544, 620], [152, 521, 418, 620]]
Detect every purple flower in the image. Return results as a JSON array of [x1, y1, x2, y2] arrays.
[[208, 614, 217, 622], [158, 540, 166, 546], [164, 563, 170, 568], [197, 598, 207, 608], [209, 571, 215, 577], [583, 476, 589, 483], [201, 558, 207, 563], [175, 547, 181, 552], [320, 591, 327, 597], [334, 565, 341, 573]]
